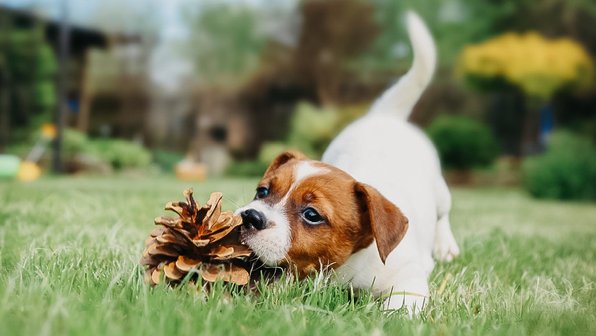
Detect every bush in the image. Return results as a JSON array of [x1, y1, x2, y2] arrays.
[[286, 102, 367, 159], [227, 142, 287, 177], [427, 116, 499, 170], [226, 160, 269, 177], [522, 131, 596, 200], [89, 139, 152, 170], [153, 150, 185, 172], [63, 129, 91, 158], [62, 130, 152, 170], [288, 102, 338, 158], [6, 128, 152, 172], [258, 142, 290, 164], [225, 101, 368, 177]]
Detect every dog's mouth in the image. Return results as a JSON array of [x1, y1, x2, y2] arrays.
[[239, 219, 275, 244], [240, 226, 322, 278], [239, 224, 291, 268], [239, 225, 255, 245], [239, 225, 269, 261]]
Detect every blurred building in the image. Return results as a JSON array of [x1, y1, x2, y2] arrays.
[[0, 5, 144, 146]]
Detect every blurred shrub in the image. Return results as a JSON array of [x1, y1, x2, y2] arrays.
[[288, 102, 339, 158], [226, 160, 269, 177], [286, 102, 366, 159], [427, 116, 499, 170], [226, 102, 367, 177], [32, 45, 58, 110], [153, 150, 185, 172], [458, 32, 593, 99], [2, 25, 58, 144], [522, 131, 596, 200], [258, 142, 290, 164], [227, 142, 287, 177], [182, 1, 265, 86], [33, 81, 57, 110], [60, 129, 152, 171], [89, 139, 151, 170], [63, 129, 91, 158]]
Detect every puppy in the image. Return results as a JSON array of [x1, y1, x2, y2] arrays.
[[236, 12, 459, 313]]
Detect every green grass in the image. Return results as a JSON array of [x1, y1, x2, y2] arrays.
[[1, 176, 595, 335]]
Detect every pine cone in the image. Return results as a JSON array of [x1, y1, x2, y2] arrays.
[[141, 189, 253, 287]]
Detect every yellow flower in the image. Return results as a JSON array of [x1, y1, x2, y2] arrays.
[[458, 32, 594, 99]]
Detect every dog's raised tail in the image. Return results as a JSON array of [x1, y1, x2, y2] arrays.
[[369, 11, 436, 120]]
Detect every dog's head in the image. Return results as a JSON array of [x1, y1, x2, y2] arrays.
[[236, 151, 409, 275]]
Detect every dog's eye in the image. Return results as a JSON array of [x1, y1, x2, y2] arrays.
[[302, 207, 325, 225], [255, 187, 269, 199]]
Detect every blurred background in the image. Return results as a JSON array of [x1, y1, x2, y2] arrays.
[[0, 0, 594, 201]]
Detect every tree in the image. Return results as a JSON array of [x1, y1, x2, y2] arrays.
[[458, 32, 594, 154], [292, 0, 379, 104], [182, 1, 266, 88], [0, 15, 57, 148]]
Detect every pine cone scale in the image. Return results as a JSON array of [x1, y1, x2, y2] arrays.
[[154, 216, 182, 229], [175, 256, 201, 272], [164, 262, 185, 280], [151, 269, 162, 284]]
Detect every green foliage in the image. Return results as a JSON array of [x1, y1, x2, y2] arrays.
[[182, 1, 265, 86], [522, 131, 596, 201], [227, 142, 290, 177], [62, 129, 92, 158], [61, 129, 152, 171], [356, 0, 481, 71], [1, 26, 57, 88], [0, 19, 58, 145], [427, 115, 499, 169], [6, 128, 89, 161], [356, 0, 596, 74], [34, 44, 58, 77], [152, 150, 185, 172], [258, 142, 290, 164], [89, 139, 152, 170], [287, 102, 339, 159], [227, 102, 367, 176], [226, 160, 269, 177], [33, 81, 57, 110], [247, 102, 368, 163]]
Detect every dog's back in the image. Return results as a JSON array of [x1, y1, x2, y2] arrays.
[[322, 11, 441, 261], [322, 14, 461, 312]]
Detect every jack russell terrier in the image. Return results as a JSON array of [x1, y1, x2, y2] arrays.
[[236, 12, 460, 313]]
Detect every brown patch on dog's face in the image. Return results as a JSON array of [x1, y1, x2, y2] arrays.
[[281, 167, 375, 275], [237, 151, 409, 276]]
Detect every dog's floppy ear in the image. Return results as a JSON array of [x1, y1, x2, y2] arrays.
[[264, 150, 308, 176], [354, 182, 409, 264]]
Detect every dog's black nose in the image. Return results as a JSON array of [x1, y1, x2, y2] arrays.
[[241, 209, 267, 230]]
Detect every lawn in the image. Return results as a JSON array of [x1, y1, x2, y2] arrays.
[[1, 176, 594, 335]]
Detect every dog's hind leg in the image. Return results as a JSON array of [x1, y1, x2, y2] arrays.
[[433, 177, 460, 262]]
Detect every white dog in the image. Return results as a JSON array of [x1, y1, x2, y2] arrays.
[[236, 12, 459, 313]]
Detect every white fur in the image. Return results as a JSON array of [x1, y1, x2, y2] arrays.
[[324, 11, 459, 314], [236, 199, 291, 266], [235, 162, 328, 266], [294, 161, 327, 183]]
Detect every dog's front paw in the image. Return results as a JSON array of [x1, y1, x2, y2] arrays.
[[433, 239, 459, 262], [382, 292, 428, 317], [433, 225, 460, 262]]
